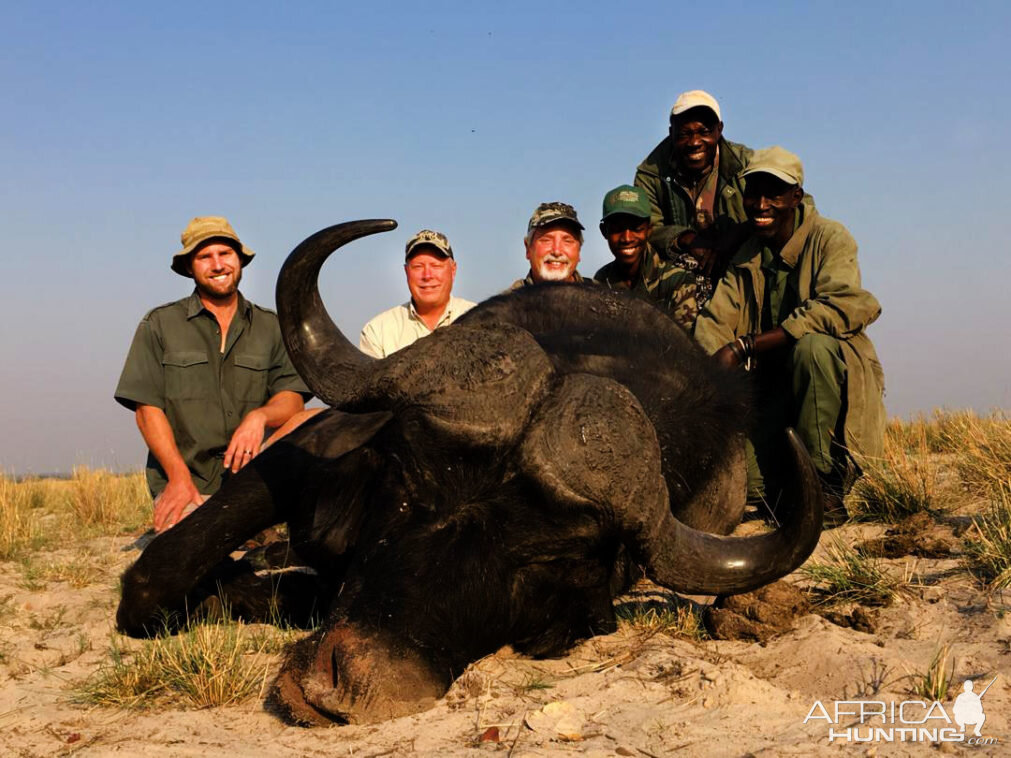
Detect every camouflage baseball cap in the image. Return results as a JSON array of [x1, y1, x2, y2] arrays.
[[670, 89, 721, 121], [404, 229, 453, 260], [601, 185, 651, 221], [526, 202, 584, 237], [172, 216, 254, 277], [740, 146, 804, 187]]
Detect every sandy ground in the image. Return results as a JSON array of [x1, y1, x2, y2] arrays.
[[1, 506, 1008, 757]]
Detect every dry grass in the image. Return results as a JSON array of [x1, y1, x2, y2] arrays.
[[0, 475, 51, 559], [77, 618, 285, 710], [0, 469, 149, 561], [947, 413, 1011, 496], [802, 538, 908, 608], [908, 643, 953, 701], [616, 599, 708, 641], [851, 435, 946, 522], [19, 550, 118, 590], [963, 482, 1011, 591], [67, 466, 151, 534]]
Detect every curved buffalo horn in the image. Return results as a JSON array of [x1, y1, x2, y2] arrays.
[[276, 219, 397, 407], [637, 428, 823, 596]]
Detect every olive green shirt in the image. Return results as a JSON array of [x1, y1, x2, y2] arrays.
[[593, 243, 699, 329], [759, 209, 804, 331], [115, 291, 311, 497]]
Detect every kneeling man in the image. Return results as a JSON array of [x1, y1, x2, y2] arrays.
[[594, 184, 699, 329], [694, 147, 885, 525]]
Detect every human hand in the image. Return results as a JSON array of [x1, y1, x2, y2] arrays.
[[713, 343, 743, 370], [678, 230, 721, 277], [153, 477, 205, 533], [223, 409, 267, 473]]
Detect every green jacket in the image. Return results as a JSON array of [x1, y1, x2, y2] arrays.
[[693, 209, 886, 459], [634, 136, 753, 254], [593, 244, 699, 329]]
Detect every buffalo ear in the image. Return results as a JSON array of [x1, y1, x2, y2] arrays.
[[280, 409, 393, 460]]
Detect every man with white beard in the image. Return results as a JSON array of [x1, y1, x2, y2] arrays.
[[510, 201, 591, 288]]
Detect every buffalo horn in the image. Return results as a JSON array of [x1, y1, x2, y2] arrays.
[[276, 219, 397, 407], [635, 428, 823, 595]]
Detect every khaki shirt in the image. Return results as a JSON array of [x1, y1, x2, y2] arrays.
[[115, 291, 311, 497], [359, 295, 476, 359]]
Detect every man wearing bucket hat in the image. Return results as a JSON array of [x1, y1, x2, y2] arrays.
[[115, 216, 310, 533], [510, 202, 591, 288], [359, 229, 476, 359], [593, 184, 699, 329], [694, 147, 885, 527], [634, 90, 769, 306]]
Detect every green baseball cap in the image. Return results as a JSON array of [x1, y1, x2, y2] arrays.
[[740, 146, 805, 187], [601, 185, 651, 222]]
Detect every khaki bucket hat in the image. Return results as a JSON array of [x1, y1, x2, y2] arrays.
[[171, 216, 255, 277]]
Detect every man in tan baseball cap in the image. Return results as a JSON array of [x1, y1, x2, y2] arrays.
[[359, 228, 476, 359], [115, 216, 310, 533], [694, 147, 885, 528]]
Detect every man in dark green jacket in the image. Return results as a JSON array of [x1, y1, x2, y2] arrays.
[[593, 184, 698, 329]]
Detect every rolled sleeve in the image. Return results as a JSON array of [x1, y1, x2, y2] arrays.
[[114, 320, 165, 411]]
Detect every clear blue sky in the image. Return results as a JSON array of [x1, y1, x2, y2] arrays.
[[1, 1, 1008, 475]]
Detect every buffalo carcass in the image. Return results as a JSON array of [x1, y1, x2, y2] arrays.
[[117, 219, 823, 726]]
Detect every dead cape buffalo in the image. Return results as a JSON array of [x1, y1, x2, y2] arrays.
[[117, 219, 823, 726]]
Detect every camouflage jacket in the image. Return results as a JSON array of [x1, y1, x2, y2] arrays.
[[593, 244, 699, 330], [694, 209, 886, 459]]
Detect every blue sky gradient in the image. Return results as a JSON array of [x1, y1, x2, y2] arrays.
[[1, 1, 1008, 474]]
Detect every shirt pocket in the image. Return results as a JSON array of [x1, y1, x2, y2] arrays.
[[233, 352, 270, 403], [162, 351, 212, 400]]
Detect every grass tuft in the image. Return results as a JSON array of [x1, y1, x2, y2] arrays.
[[616, 600, 708, 641], [77, 618, 284, 710], [947, 413, 1011, 496], [963, 482, 1011, 591], [802, 538, 906, 608], [851, 437, 944, 522], [909, 643, 953, 701]]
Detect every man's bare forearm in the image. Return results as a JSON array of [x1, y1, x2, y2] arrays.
[[135, 405, 190, 481]]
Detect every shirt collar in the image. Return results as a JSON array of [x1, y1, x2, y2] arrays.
[[408, 297, 453, 327], [186, 289, 251, 320], [673, 145, 720, 194]]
